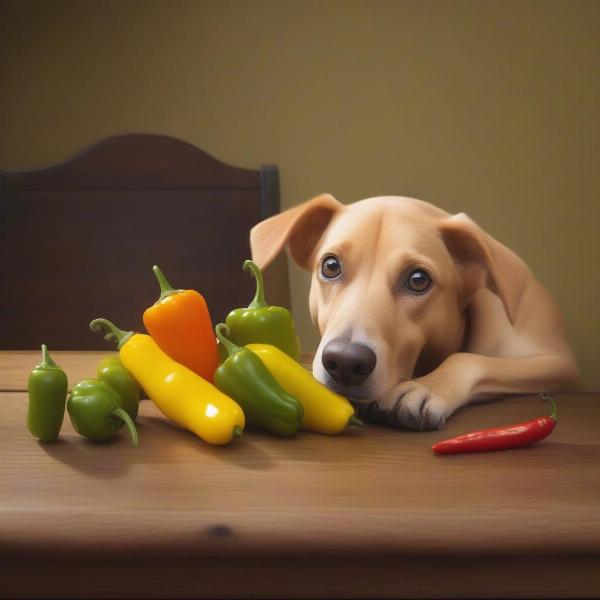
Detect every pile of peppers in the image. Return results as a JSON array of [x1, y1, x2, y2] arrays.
[[27, 344, 141, 446], [27, 260, 363, 447]]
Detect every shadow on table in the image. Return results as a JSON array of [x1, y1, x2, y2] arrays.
[[39, 418, 277, 476], [138, 415, 276, 471], [39, 412, 391, 478], [39, 437, 132, 479], [138, 414, 375, 467], [255, 422, 373, 464]]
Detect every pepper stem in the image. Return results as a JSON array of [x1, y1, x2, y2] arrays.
[[111, 408, 139, 447], [243, 260, 268, 309], [90, 318, 133, 349], [153, 265, 179, 302], [233, 425, 243, 438], [539, 393, 558, 421], [38, 344, 58, 369], [349, 415, 365, 428], [215, 323, 242, 358]]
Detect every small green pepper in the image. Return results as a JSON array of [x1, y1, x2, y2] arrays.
[[27, 345, 68, 442], [214, 324, 303, 437], [225, 260, 301, 361], [67, 380, 139, 446], [97, 355, 141, 420]]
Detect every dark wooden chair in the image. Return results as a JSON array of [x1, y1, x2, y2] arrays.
[[0, 134, 290, 349]]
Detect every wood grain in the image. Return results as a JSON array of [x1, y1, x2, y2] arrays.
[[3, 350, 600, 597], [2, 390, 600, 557], [0, 350, 111, 391], [0, 350, 315, 391]]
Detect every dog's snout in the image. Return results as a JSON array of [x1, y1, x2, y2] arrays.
[[322, 341, 377, 386]]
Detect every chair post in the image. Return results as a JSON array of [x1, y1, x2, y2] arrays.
[[258, 165, 292, 311], [259, 165, 280, 218]]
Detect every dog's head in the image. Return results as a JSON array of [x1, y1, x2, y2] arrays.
[[251, 194, 528, 405]]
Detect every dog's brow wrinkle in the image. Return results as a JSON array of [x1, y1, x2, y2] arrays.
[[386, 250, 442, 292], [321, 240, 353, 260]]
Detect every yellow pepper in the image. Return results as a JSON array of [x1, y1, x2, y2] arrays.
[[246, 343, 363, 434], [90, 318, 245, 445]]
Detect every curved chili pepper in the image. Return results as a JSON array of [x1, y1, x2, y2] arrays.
[[143, 265, 218, 381], [432, 393, 557, 455]]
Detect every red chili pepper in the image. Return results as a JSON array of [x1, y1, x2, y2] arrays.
[[432, 394, 557, 455]]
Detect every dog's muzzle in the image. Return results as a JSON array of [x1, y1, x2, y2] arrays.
[[321, 340, 377, 386]]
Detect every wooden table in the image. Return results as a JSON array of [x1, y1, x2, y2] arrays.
[[1, 351, 599, 599]]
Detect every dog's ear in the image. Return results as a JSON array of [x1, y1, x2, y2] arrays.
[[250, 193, 344, 270], [439, 213, 530, 324]]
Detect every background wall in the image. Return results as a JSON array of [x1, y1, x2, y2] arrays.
[[1, 0, 599, 389]]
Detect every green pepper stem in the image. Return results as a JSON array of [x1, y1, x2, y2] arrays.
[[539, 393, 558, 421], [215, 323, 242, 358], [243, 260, 268, 309], [153, 265, 179, 302], [90, 318, 134, 349], [111, 407, 139, 447], [233, 425, 243, 438], [349, 415, 365, 428], [38, 344, 58, 369]]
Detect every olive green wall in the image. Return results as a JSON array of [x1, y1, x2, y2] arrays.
[[1, 0, 599, 389]]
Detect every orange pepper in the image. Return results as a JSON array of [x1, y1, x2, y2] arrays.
[[143, 265, 218, 381]]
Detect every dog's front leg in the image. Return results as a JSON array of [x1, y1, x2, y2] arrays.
[[369, 353, 476, 430], [368, 352, 579, 431]]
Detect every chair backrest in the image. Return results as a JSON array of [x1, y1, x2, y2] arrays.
[[0, 134, 290, 349]]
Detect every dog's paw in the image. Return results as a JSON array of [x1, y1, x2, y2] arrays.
[[391, 381, 448, 430], [385, 381, 449, 431]]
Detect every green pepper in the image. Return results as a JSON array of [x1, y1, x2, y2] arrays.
[[214, 323, 303, 437], [67, 380, 139, 446], [27, 345, 68, 442], [225, 260, 301, 361], [97, 355, 141, 420]]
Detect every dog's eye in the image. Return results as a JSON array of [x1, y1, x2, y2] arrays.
[[407, 269, 431, 293], [321, 255, 342, 279]]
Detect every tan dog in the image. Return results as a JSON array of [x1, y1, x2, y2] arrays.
[[251, 194, 579, 430]]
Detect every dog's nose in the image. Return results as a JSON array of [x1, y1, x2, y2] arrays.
[[322, 341, 377, 386]]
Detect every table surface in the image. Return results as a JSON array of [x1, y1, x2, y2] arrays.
[[2, 350, 600, 598]]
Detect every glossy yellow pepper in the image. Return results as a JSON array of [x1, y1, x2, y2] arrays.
[[90, 318, 245, 445], [246, 343, 363, 434]]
